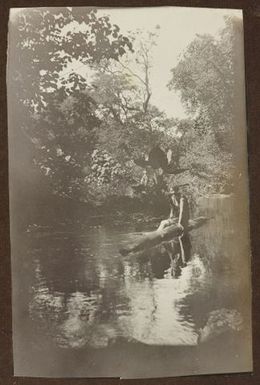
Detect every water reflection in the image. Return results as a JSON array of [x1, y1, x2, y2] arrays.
[[27, 196, 247, 350], [120, 253, 206, 346]]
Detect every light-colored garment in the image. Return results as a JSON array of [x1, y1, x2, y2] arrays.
[[140, 173, 148, 186]]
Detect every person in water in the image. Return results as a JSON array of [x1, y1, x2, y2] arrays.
[[158, 186, 190, 231]]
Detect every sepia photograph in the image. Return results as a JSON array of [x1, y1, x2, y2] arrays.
[[7, 6, 252, 378]]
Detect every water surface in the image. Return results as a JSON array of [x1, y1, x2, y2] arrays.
[[12, 195, 252, 378]]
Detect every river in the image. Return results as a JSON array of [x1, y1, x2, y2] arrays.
[[11, 194, 252, 378]]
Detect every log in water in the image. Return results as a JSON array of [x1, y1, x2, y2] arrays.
[[119, 216, 209, 255]]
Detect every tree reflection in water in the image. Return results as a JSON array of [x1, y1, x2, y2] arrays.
[[28, 196, 247, 350], [29, 228, 208, 348]]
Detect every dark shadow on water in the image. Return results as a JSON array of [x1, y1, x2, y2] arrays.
[[12, 195, 252, 377]]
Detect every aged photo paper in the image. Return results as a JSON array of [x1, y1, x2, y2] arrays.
[[7, 6, 252, 378]]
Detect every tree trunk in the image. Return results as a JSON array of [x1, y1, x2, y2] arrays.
[[119, 216, 209, 255]]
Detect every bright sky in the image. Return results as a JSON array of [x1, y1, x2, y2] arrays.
[[97, 7, 243, 119], [10, 6, 243, 119]]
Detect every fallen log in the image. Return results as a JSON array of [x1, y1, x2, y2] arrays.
[[119, 216, 209, 256]]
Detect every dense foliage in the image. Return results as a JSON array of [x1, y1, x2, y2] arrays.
[[167, 16, 244, 196], [8, 10, 245, 213], [8, 7, 133, 199]]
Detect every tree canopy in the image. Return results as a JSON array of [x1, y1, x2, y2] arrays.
[[8, 10, 244, 209], [167, 16, 245, 195], [8, 7, 134, 199]]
